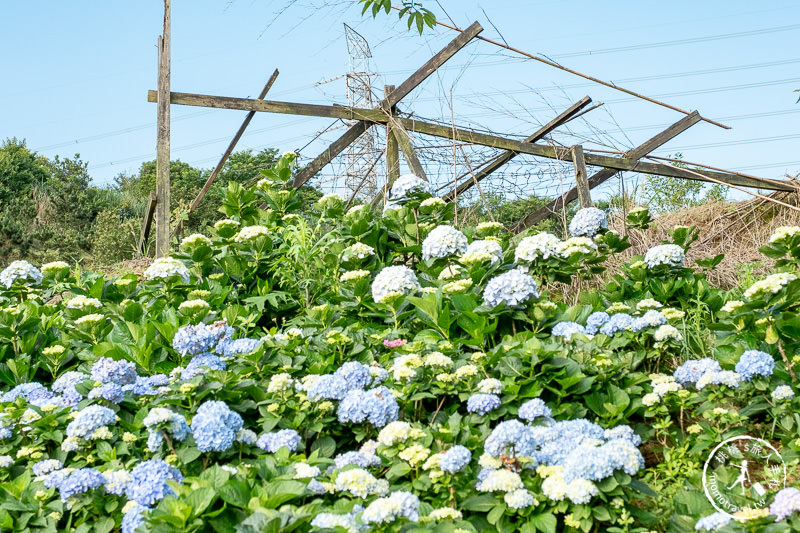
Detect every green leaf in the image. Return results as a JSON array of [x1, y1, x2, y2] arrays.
[[186, 487, 216, 515], [462, 494, 498, 512], [219, 479, 251, 508], [529, 512, 557, 533]]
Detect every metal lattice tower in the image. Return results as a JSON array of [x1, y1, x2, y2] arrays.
[[343, 24, 379, 198]]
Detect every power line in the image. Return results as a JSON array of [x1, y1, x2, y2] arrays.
[[552, 23, 800, 59]]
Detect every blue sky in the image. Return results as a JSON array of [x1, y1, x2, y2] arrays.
[[2, 1, 798, 202]]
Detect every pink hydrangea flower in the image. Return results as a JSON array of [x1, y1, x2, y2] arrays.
[[383, 338, 407, 349]]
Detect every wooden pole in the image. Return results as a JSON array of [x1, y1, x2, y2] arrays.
[[155, 0, 171, 257], [174, 69, 280, 237], [390, 124, 426, 180], [384, 85, 400, 195], [572, 145, 593, 207], [138, 192, 157, 254]]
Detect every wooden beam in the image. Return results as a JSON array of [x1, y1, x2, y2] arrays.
[[572, 145, 593, 207], [174, 69, 279, 238], [138, 191, 157, 254], [442, 96, 592, 201], [155, 0, 171, 258], [510, 112, 702, 233], [290, 21, 482, 188], [148, 90, 386, 122]]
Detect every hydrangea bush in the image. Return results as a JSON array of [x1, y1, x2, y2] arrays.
[[0, 159, 798, 532]]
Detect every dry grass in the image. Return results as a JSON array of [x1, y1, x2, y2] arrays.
[[91, 257, 153, 280], [609, 191, 800, 289]]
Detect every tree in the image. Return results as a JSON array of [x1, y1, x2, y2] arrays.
[[0, 138, 49, 207], [359, 0, 436, 33], [643, 153, 726, 213]]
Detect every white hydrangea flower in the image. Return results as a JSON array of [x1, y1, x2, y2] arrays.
[[419, 197, 446, 211], [515, 233, 561, 263], [636, 299, 662, 311], [144, 257, 190, 284], [438, 264, 466, 280], [643, 244, 685, 268], [340, 270, 370, 283], [654, 325, 682, 343], [460, 239, 503, 266], [428, 507, 463, 521], [41, 261, 69, 276], [75, 313, 105, 326], [769, 226, 800, 244], [0, 260, 43, 288], [180, 233, 212, 249], [477, 378, 503, 394], [66, 295, 103, 310], [476, 221, 503, 236], [421, 225, 468, 261], [423, 352, 453, 368], [214, 219, 240, 230], [743, 273, 798, 300], [234, 226, 270, 243], [341, 242, 375, 261], [641, 393, 660, 407], [442, 279, 473, 294], [378, 421, 414, 446], [389, 174, 431, 200], [476, 469, 524, 493], [317, 193, 344, 206], [660, 308, 685, 321], [568, 207, 607, 237], [178, 299, 210, 313], [720, 300, 745, 313], [557, 237, 597, 258], [371, 266, 420, 303]]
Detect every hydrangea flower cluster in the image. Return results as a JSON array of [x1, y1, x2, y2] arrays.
[[630, 310, 667, 332], [57, 468, 105, 504], [234, 226, 270, 243], [460, 239, 504, 266], [696, 370, 740, 390], [125, 459, 183, 507], [362, 490, 420, 524], [768, 225, 800, 244], [143, 408, 190, 452], [653, 324, 683, 342], [467, 393, 501, 415], [143, 257, 190, 284], [693, 512, 731, 531], [568, 207, 607, 237], [371, 265, 420, 304], [190, 400, 244, 452], [172, 321, 233, 355], [674, 358, 722, 385], [91, 357, 138, 386], [518, 398, 552, 422], [389, 173, 431, 200], [743, 272, 798, 300], [438, 445, 472, 473], [421, 225, 468, 261], [643, 244, 685, 268], [338, 386, 399, 427], [770, 487, 800, 521], [0, 260, 43, 288], [599, 313, 633, 336], [515, 233, 561, 265], [341, 242, 375, 262], [734, 350, 775, 381], [556, 237, 597, 258], [256, 429, 302, 453], [584, 311, 610, 334], [483, 269, 538, 308], [552, 321, 586, 340], [772, 384, 795, 401], [66, 405, 117, 440]]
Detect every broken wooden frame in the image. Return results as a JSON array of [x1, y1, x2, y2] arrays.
[[148, 19, 795, 237]]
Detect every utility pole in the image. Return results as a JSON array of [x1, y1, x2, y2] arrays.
[[155, 0, 171, 257]]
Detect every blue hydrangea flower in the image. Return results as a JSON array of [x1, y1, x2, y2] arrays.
[[90, 357, 138, 386], [1, 382, 47, 403], [585, 311, 610, 334], [630, 310, 667, 332], [44, 469, 70, 489], [125, 460, 183, 507], [694, 512, 731, 531], [87, 382, 125, 404], [52, 371, 89, 394], [485, 420, 538, 458], [770, 487, 800, 521], [0, 427, 11, 439], [102, 469, 132, 496], [66, 405, 116, 439], [467, 393, 501, 415], [181, 353, 226, 379], [310, 509, 363, 531], [334, 362, 372, 390], [32, 459, 63, 477], [172, 321, 233, 356], [216, 337, 261, 357], [334, 450, 381, 470], [256, 429, 302, 453], [735, 350, 775, 381], [483, 269, 538, 308], [561, 439, 644, 482], [190, 400, 243, 452], [144, 407, 191, 452], [604, 425, 642, 446], [518, 398, 552, 422], [599, 313, 633, 336], [121, 502, 148, 533], [439, 445, 472, 473], [552, 321, 586, 340], [361, 490, 420, 524], [0, 260, 42, 288], [337, 386, 399, 427], [673, 358, 721, 385], [307, 374, 350, 401], [644, 244, 685, 268], [568, 207, 607, 237], [148, 374, 169, 387], [57, 468, 104, 503]]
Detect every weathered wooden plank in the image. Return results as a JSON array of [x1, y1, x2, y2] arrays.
[[442, 96, 592, 201], [148, 90, 386, 122], [572, 145, 592, 207], [390, 121, 427, 181], [290, 21, 482, 188], [138, 191, 157, 254], [510, 112, 702, 233], [155, 5, 171, 258], [384, 85, 400, 193], [174, 69, 280, 237]]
